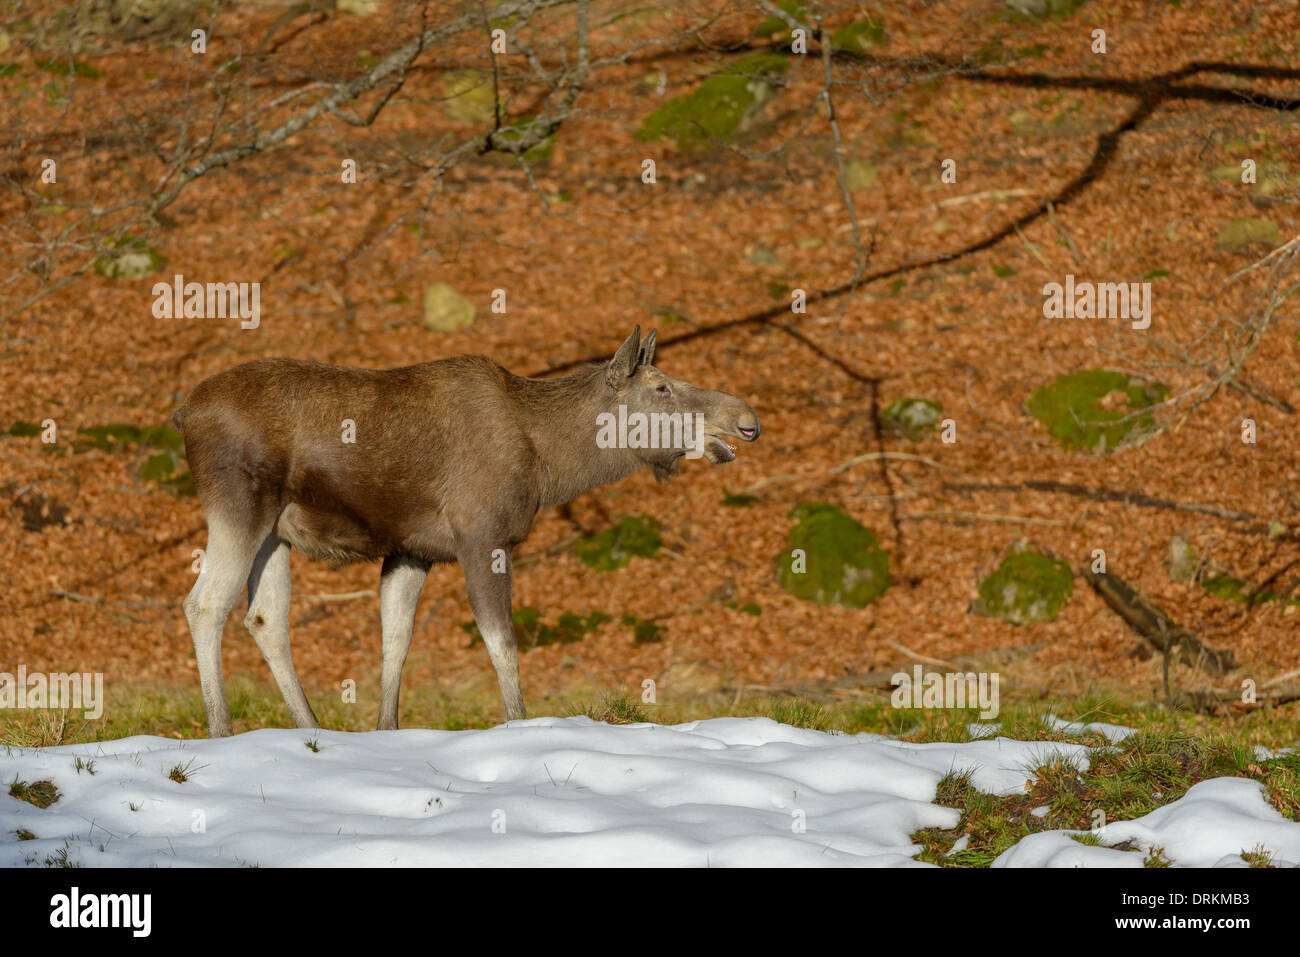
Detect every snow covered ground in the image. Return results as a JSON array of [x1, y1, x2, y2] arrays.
[[2, 716, 1297, 867]]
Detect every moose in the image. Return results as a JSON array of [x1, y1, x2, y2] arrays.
[[175, 327, 761, 736]]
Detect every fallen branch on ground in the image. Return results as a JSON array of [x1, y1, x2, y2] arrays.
[[1079, 565, 1235, 676]]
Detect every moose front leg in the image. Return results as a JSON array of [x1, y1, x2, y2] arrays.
[[459, 543, 526, 721]]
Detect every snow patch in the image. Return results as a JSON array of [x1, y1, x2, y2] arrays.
[[1, 717, 1295, 867]]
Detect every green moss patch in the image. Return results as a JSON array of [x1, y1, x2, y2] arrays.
[[830, 19, 886, 54], [1201, 573, 1300, 607], [775, 502, 890, 607], [76, 423, 183, 452], [463, 607, 612, 651], [7, 421, 44, 437], [575, 515, 663, 571], [752, 0, 806, 40], [36, 58, 102, 78], [1027, 369, 1169, 452], [637, 53, 789, 149], [622, 614, 666, 644], [975, 543, 1073, 624], [72, 423, 194, 495]]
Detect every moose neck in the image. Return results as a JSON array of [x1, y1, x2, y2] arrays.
[[511, 364, 645, 509]]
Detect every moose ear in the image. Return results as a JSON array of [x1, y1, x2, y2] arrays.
[[637, 329, 657, 368], [606, 326, 640, 387]]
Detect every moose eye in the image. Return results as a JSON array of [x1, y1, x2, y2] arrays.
[[656, 385, 670, 394]]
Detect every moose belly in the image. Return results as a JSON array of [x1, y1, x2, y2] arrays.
[[275, 503, 387, 564], [275, 502, 459, 565]]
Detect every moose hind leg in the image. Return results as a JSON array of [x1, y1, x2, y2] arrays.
[[459, 543, 526, 721], [378, 554, 431, 730], [184, 514, 266, 737], [245, 533, 319, 729]]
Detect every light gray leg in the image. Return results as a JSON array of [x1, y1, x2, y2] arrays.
[[459, 544, 526, 721], [184, 515, 263, 737], [245, 533, 318, 729], [378, 554, 430, 730]]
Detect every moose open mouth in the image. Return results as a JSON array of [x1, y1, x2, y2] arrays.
[[703, 434, 735, 464], [702, 425, 759, 464]]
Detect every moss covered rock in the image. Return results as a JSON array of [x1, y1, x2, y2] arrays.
[[638, 53, 789, 149], [1209, 160, 1291, 207], [1168, 531, 1197, 581], [422, 282, 475, 332], [882, 397, 942, 441], [844, 160, 877, 190], [489, 116, 556, 161], [775, 502, 890, 607], [94, 237, 165, 279], [975, 543, 1072, 623], [1027, 369, 1169, 452], [1250, 163, 1293, 208], [1217, 217, 1280, 251]]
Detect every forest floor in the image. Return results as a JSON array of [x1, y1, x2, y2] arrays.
[[0, 0, 1298, 735]]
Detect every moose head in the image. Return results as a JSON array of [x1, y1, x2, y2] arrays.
[[598, 325, 761, 480]]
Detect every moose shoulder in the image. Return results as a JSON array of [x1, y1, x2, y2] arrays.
[[176, 327, 760, 736]]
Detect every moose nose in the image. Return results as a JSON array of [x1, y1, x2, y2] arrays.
[[736, 412, 761, 441]]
